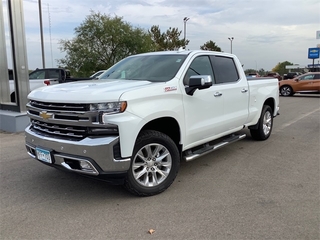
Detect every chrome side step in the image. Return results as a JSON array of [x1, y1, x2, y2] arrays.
[[184, 134, 246, 162]]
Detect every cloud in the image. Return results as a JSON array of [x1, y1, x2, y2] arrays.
[[2, 0, 320, 71]]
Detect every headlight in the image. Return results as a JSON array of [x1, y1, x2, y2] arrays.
[[89, 101, 127, 114]]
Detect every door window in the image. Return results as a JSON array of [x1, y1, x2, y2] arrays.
[[29, 70, 45, 80], [183, 56, 214, 85], [299, 74, 315, 80]]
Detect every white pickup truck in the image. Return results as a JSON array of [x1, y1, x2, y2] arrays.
[[25, 50, 279, 196], [9, 68, 65, 102]]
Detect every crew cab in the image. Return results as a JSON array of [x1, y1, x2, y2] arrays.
[[25, 50, 280, 196]]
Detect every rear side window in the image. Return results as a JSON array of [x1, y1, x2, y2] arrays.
[[210, 56, 239, 84], [47, 69, 60, 79]]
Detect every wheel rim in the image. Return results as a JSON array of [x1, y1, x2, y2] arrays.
[[132, 143, 172, 187], [281, 86, 291, 96], [263, 110, 272, 136]]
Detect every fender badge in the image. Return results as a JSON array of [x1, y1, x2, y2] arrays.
[[164, 86, 177, 92]]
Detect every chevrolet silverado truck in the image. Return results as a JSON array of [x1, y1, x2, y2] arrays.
[[25, 50, 280, 196], [9, 68, 92, 102]]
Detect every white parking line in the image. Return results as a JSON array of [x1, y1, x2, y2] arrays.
[[278, 107, 320, 130]]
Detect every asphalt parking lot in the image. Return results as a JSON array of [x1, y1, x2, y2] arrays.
[[1, 94, 319, 240]]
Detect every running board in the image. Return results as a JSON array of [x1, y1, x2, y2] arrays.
[[184, 134, 246, 162]]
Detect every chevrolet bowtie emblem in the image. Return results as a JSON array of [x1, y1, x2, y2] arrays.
[[39, 111, 53, 120]]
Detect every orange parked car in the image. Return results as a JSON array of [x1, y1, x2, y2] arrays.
[[279, 72, 320, 96]]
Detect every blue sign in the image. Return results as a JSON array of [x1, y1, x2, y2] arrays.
[[307, 64, 320, 68], [308, 48, 320, 59]]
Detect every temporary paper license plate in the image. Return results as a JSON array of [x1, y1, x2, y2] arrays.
[[35, 147, 52, 163]]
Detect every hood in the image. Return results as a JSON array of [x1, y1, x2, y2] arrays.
[[28, 79, 156, 103]]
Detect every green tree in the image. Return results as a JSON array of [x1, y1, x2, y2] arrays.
[[58, 11, 154, 77], [272, 61, 294, 76], [200, 40, 222, 52], [149, 25, 189, 51]]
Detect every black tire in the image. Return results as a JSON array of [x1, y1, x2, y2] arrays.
[[124, 130, 180, 196], [280, 85, 294, 96], [250, 105, 273, 141]]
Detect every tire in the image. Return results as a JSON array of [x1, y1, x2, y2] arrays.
[[280, 85, 294, 96], [124, 130, 180, 196], [250, 105, 273, 141]]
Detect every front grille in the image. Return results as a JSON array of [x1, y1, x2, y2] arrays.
[[27, 100, 119, 140], [29, 100, 88, 112], [31, 119, 87, 140]]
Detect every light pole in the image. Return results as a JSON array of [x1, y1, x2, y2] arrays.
[[38, 0, 45, 68], [228, 37, 234, 54], [183, 17, 189, 49]]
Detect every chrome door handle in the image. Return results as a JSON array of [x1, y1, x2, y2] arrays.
[[241, 88, 248, 93], [214, 92, 222, 97]]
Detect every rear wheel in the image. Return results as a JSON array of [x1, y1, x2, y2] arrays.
[[124, 130, 180, 196], [280, 85, 294, 96], [250, 105, 273, 141]]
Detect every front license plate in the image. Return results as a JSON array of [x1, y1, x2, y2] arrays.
[[35, 148, 52, 163]]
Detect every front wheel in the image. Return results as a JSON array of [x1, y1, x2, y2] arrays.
[[280, 85, 294, 96], [124, 130, 180, 196], [250, 105, 273, 141]]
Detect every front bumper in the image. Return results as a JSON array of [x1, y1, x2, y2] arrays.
[[25, 126, 131, 177]]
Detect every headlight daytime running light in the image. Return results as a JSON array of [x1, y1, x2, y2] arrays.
[[89, 101, 127, 114]]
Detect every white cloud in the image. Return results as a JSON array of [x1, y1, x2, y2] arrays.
[[2, 0, 320, 71]]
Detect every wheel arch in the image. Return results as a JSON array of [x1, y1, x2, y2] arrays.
[[139, 117, 182, 154], [249, 97, 275, 130]]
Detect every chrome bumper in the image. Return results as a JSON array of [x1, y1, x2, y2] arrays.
[[25, 126, 131, 175]]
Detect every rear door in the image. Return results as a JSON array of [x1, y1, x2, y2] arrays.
[[210, 55, 249, 132]]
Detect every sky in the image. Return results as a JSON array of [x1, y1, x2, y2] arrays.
[[2, 0, 320, 71]]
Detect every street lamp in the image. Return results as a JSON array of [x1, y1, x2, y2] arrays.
[[228, 37, 234, 54], [183, 17, 190, 49], [38, 0, 45, 68]]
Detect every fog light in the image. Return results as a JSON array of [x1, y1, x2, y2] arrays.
[[80, 161, 93, 170]]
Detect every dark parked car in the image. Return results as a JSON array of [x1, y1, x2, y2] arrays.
[[283, 72, 302, 80]]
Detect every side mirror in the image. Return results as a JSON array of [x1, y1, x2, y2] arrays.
[[185, 75, 213, 96]]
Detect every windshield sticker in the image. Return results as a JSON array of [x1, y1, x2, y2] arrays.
[[165, 86, 177, 92], [176, 59, 182, 62]]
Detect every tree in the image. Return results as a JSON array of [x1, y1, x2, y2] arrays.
[[200, 40, 222, 52], [149, 25, 189, 51], [272, 61, 294, 76], [58, 11, 154, 77]]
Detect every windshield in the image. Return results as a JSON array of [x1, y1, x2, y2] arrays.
[[99, 54, 187, 82]]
